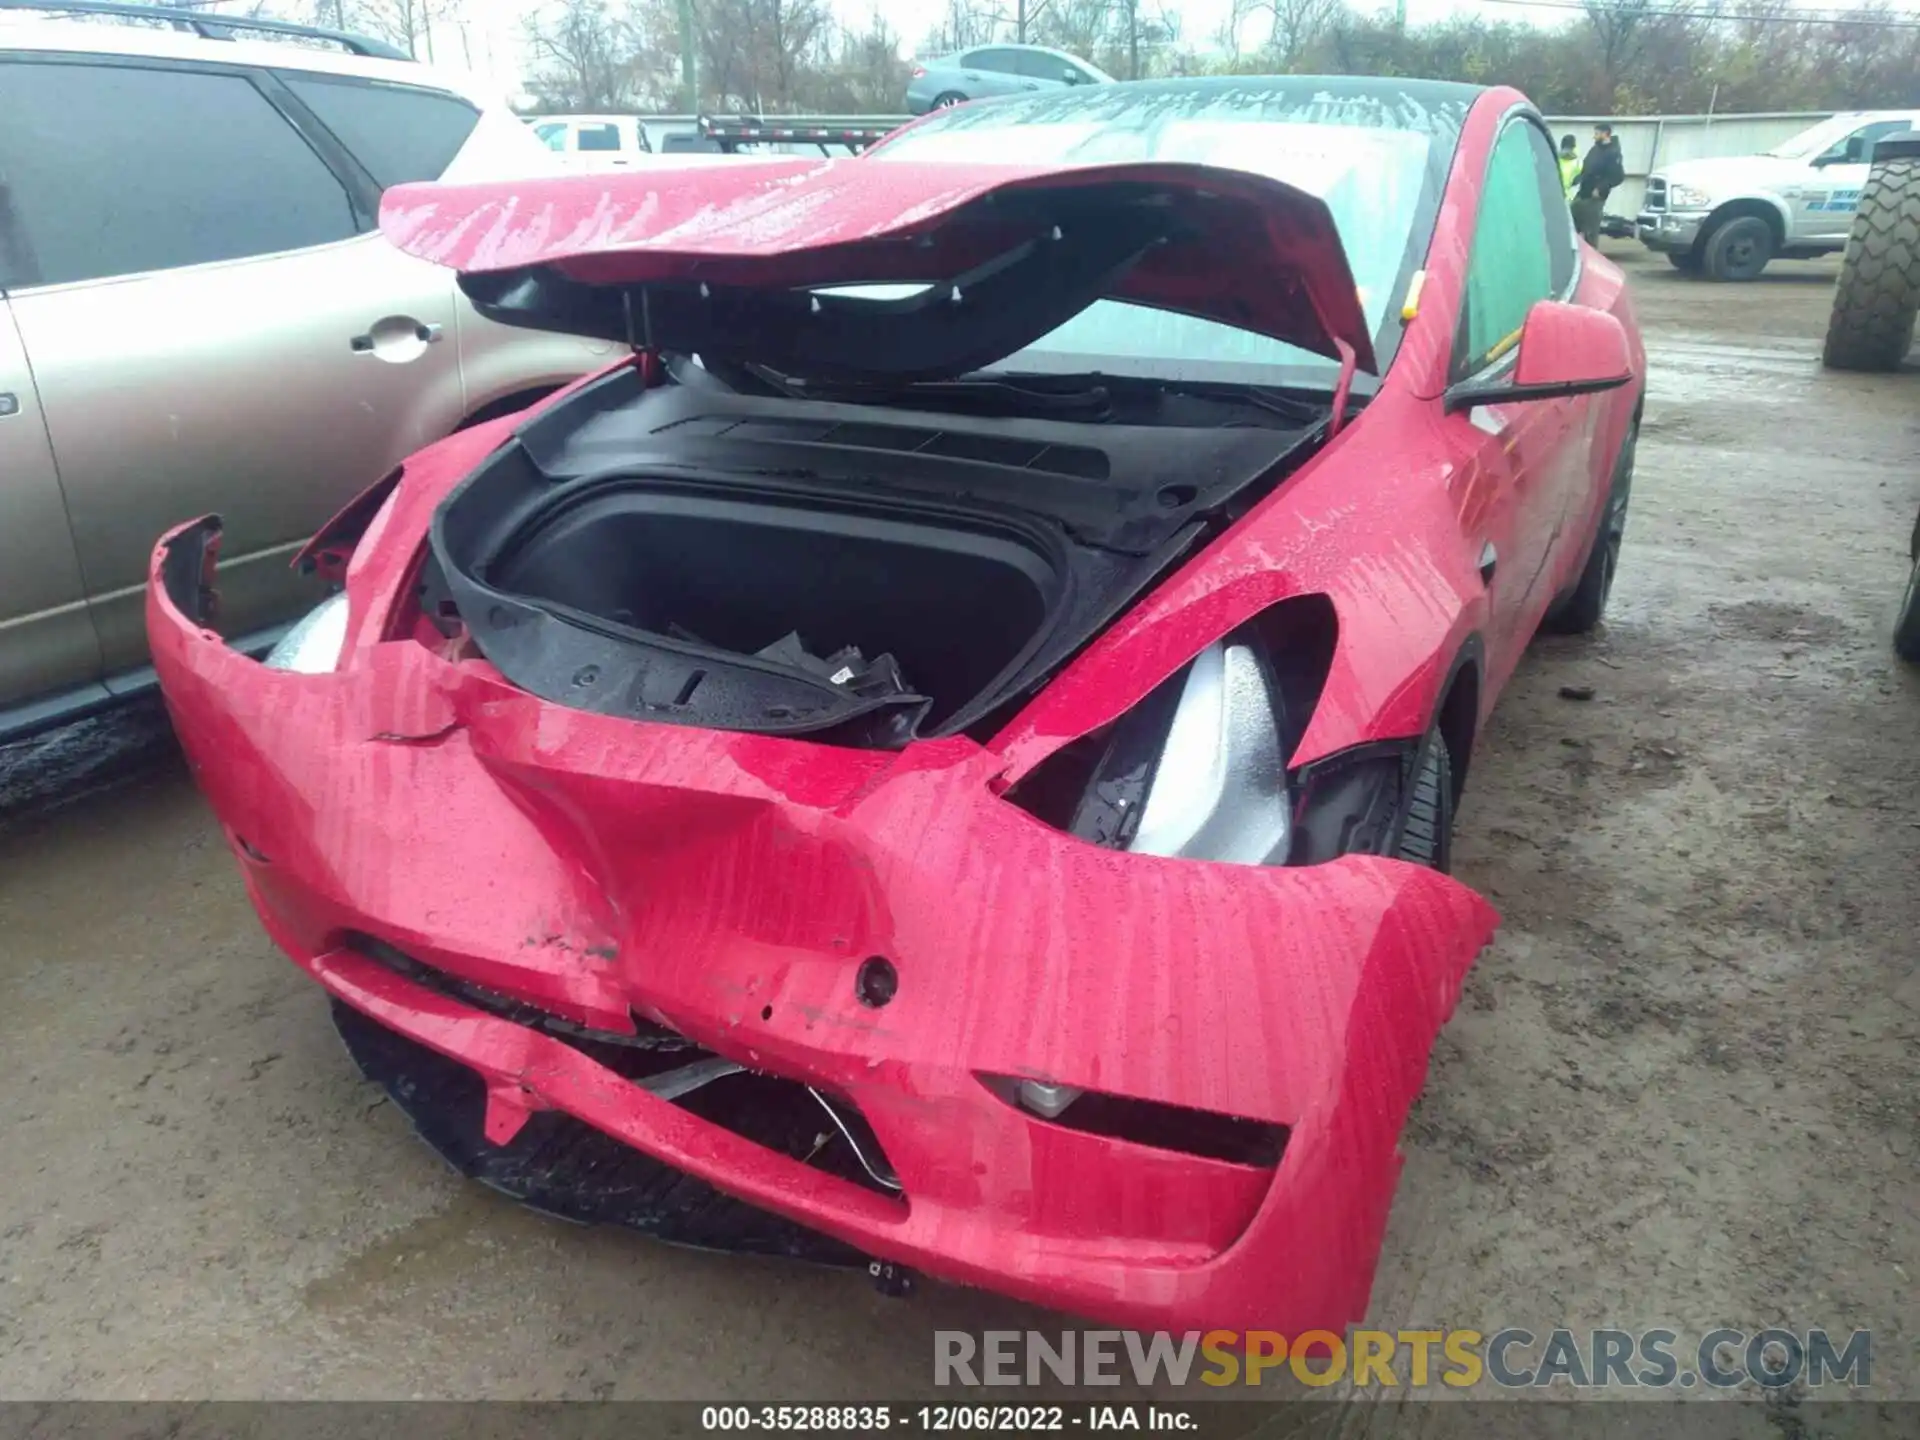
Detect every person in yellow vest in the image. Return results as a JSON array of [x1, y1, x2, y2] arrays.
[[1558, 134, 1580, 196]]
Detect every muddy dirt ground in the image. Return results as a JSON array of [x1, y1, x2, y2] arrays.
[[1, 249, 1915, 1406]]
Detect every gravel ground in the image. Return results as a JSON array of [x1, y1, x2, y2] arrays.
[[1, 248, 1915, 1406]]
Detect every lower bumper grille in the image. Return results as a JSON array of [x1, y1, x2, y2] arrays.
[[340, 936, 904, 1256]]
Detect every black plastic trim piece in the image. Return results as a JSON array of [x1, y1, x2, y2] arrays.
[[459, 194, 1176, 383], [296, 467, 404, 584], [1287, 738, 1419, 865], [1443, 370, 1633, 415], [156, 515, 222, 629], [978, 1074, 1287, 1168]]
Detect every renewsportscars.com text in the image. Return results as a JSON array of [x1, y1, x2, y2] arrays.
[[934, 1328, 1872, 1390]]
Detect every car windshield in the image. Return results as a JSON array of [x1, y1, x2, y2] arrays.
[[868, 84, 1459, 387], [1763, 116, 1866, 160]]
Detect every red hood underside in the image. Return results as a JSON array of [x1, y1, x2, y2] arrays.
[[379, 156, 1377, 373]]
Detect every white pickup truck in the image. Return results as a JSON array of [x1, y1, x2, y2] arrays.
[[1637, 111, 1920, 279], [526, 114, 655, 168]]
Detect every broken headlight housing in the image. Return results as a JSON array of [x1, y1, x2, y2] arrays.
[[998, 608, 1337, 1127], [1124, 641, 1290, 864], [264, 592, 350, 674], [1008, 637, 1297, 868]]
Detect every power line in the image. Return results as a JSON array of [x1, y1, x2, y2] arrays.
[[1477, 0, 1920, 26]]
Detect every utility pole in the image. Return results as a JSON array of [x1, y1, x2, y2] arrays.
[[677, 0, 698, 111]]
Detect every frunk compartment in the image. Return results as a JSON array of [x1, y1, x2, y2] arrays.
[[485, 486, 1062, 730]]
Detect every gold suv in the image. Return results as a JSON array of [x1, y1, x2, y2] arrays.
[[0, 0, 615, 734]]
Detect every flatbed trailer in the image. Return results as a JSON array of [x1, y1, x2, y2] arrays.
[[694, 114, 914, 155]]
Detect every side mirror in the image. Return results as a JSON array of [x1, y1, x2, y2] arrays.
[[1062, 68, 1083, 83], [1444, 300, 1633, 414]]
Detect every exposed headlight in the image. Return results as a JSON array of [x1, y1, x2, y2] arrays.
[[264, 592, 349, 674], [1126, 641, 1289, 864], [1666, 181, 1713, 210]]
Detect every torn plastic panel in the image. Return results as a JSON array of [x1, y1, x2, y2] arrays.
[[158, 514, 223, 631], [294, 466, 404, 586]]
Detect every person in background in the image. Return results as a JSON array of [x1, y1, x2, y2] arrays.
[[1570, 122, 1625, 245], [1558, 134, 1580, 196]]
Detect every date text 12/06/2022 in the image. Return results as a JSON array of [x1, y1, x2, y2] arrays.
[[701, 1407, 1195, 1431]]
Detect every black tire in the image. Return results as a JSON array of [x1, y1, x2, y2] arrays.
[[1821, 154, 1920, 372], [931, 91, 967, 108], [1668, 250, 1702, 273], [1702, 214, 1775, 281], [1896, 553, 1920, 663], [1394, 731, 1454, 873], [1542, 423, 1637, 636]]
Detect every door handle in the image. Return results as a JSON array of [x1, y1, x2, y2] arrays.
[[350, 318, 444, 357]]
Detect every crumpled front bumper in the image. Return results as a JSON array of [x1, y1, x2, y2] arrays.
[[1637, 210, 1709, 253], [148, 516, 1498, 1334]]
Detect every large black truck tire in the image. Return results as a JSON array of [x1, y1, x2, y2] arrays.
[[1822, 134, 1920, 373]]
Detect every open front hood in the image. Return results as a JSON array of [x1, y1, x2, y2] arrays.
[[379, 158, 1377, 380]]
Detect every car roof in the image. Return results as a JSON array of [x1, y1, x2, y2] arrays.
[[1087, 73, 1486, 107], [961, 42, 1078, 55], [0, 14, 502, 106], [914, 72, 1488, 122]]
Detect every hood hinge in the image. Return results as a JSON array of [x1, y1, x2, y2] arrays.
[[1327, 337, 1357, 439], [623, 288, 657, 353]]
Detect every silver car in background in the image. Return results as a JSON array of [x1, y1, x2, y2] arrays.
[[0, 1, 613, 736], [905, 44, 1112, 113]]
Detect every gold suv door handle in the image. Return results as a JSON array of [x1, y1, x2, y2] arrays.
[[350, 317, 445, 359]]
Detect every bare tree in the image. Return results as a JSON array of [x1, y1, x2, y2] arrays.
[[350, 0, 444, 58], [928, 0, 1002, 51], [1581, 0, 1655, 108], [766, 0, 831, 104], [1240, 0, 1341, 66], [1012, 0, 1052, 43], [1034, 0, 1111, 62], [524, 0, 634, 109]]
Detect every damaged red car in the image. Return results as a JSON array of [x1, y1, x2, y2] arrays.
[[148, 76, 1644, 1334]]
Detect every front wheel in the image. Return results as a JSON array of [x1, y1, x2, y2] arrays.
[[1543, 425, 1636, 635], [1703, 214, 1775, 281], [1393, 731, 1454, 873], [931, 91, 967, 109]]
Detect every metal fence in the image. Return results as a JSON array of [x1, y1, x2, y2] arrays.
[[605, 110, 1836, 216]]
